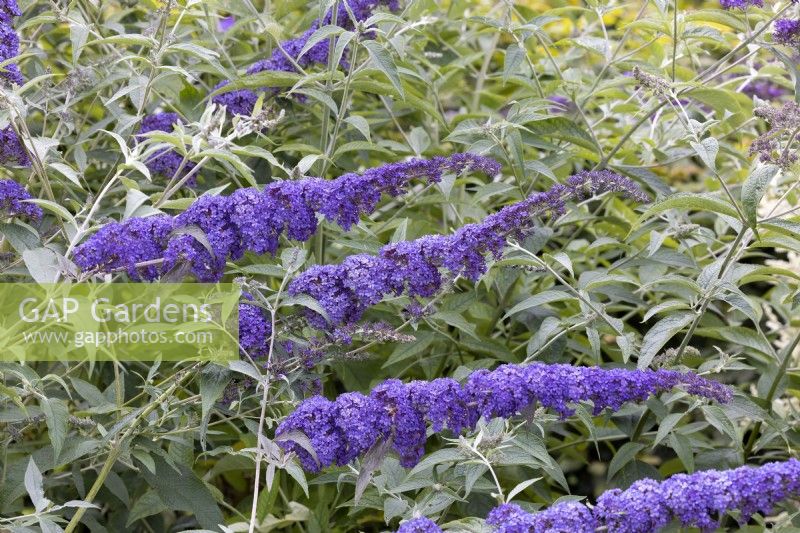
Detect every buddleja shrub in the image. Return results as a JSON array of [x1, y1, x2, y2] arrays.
[[1, 0, 799, 531]]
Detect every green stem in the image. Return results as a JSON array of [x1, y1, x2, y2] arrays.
[[64, 368, 195, 533], [742, 330, 800, 459], [631, 227, 747, 442]]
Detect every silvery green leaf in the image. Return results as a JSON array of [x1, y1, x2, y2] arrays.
[[638, 311, 695, 369], [25, 457, 49, 512]]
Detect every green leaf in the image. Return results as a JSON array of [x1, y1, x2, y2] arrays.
[[22, 247, 62, 283], [607, 442, 646, 481], [741, 164, 779, 230], [139, 455, 224, 530], [344, 115, 371, 142], [653, 412, 684, 447], [383, 331, 436, 367], [126, 490, 168, 526], [702, 405, 740, 444], [635, 193, 740, 228], [504, 290, 571, 318], [506, 477, 541, 503], [638, 311, 695, 369], [332, 141, 395, 159], [198, 365, 231, 450], [690, 138, 718, 170], [362, 40, 404, 98], [503, 44, 525, 83], [523, 117, 598, 153], [85, 34, 157, 49], [25, 457, 49, 512], [209, 71, 304, 96], [40, 398, 68, 461], [298, 25, 344, 60], [27, 199, 76, 225], [669, 433, 695, 472]]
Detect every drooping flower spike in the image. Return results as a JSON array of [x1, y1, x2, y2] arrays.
[[137, 113, 197, 182], [276, 362, 730, 472], [396, 517, 443, 533], [213, 0, 400, 115], [487, 501, 595, 533], [0, 0, 24, 87], [73, 153, 500, 281], [0, 179, 42, 220], [0, 126, 29, 167], [485, 458, 800, 533], [0, 1, 29, 168], [289, 170, 649, 327], [774, 18, 800, 47], [719, 0, 763, 9]]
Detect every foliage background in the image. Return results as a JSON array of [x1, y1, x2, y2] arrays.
[[1, 0, 799, 531]]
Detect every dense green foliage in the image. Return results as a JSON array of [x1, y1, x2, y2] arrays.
[[1, 0, 799, 531]]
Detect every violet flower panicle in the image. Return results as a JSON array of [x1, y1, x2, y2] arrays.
[[0, 126, 29, 167], [0, 2, 29, 168], [774, 18, 800, 47], [486, 459, 800, 533], [276, 362, 730, 471], [396, 517, 442, 533], [73, 154, 500, 281], [0, 0, 23, 86], [289, 170, 649, 328], [719, 0, 763, 9], [0, 179, 42, 220]]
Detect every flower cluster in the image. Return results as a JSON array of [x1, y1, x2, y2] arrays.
[[213, 0, 399, 115], [774, 18, 800, 47], [276, 362, 730, 471], [720, 0, 763, 9], [0, 125, 29, 166], [0, 2, 28, 168], [396, 517, 442, 533], [289, 170, 648, 327], [487, 501, 596, 533], [73, 216, 175, 280], [0, 179, 41, 220], [239, 299, 272, 357], [0, 0, 23, 86], [750, 102, 800, 168], [485, 459, 800, 533], [73, 154, 499, 281], [741, 79, 786, 100], [137, 113, 197, 181]]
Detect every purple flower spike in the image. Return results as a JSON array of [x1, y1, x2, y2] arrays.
[[290, 170, 648, 328], [597, 459, 800, 532], [396, 517, 442, 533], [487, 502, 596, 533], [74, 154, 499, 282], [720, 0, 763, 9], [238, 297, 272, 357], [0, 1, 24, 87], [276, 362, 728, 472], [0, 126, 29, 167], [73, 216, 175, 280], [774, 18, 800, 46], [0, 179, 41, 220], [485, 459, 800, 533]]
